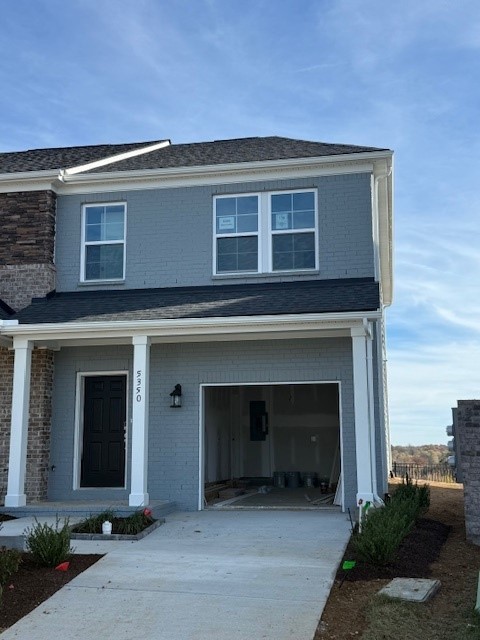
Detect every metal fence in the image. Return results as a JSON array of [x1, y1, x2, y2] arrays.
[[392, 462, 456, 483]]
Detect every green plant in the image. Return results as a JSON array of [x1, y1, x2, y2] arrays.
[[71, 509, 154, 536], [115, 510, 154, 535], [0, 545, 21, 585], [352, 480, 431, 566], [71, 510, 115, 534], [352, 505, 413, 565], [25, 518, 73, 567]]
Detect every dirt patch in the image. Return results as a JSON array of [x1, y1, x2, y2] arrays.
[[0, 554, 102, 632], [316, 482, 479, 640]]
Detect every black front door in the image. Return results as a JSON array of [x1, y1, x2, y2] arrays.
[[81, 375, 126, 488]]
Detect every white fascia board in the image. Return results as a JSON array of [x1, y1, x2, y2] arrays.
[[0, 171, 58, 194], [54, 152, 393, 195], [61, 140, 171, 177], [1, 310, 382, 342]]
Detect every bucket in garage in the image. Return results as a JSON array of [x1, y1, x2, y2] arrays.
[[273, 471, 286, 488], [286, 471, 301, 489], [302, 472, 317, 488]]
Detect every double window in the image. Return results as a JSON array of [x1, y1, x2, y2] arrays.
[[81, 203, 126, 281], [214, 189, 317, 274]]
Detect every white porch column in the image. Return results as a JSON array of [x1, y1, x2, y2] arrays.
[[5, 338, 33, 507], [351, 326, 375, 505], [129, 335, 151, 506]]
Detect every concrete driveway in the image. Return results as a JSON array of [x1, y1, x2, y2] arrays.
[[1, 510, 351, 640]]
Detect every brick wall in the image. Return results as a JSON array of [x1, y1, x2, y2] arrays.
[[0, 347, 14, 499], [0, 264, 55, 311], [0, 348, 53, 503], [25, 349, 54, 501], [55, 173, 374, 292], [455, 400, 480, 544], [0, 189, 56, 504]]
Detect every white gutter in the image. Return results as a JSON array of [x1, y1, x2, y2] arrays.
[[57, 150, 393, 185], [374, 160, 394, 306], [0, 310, 382, 340]]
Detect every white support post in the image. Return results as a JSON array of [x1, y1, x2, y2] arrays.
[[129, 335, 151, 507], [351, 326, 375, 506], [5, 338, 33, 507]]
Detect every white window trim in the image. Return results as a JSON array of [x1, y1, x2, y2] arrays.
[[213, 189, 318, 276], [80, 201, 127, 282], [212, 192, 261, 275]]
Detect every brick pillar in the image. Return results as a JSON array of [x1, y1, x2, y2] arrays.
[[456, 400, 480, 544], [24, 349, 54, 502], [0, 347, 14, 500]]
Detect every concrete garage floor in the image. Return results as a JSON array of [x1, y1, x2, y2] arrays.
[[1, 510, 351, 640], [211, 487, 338, 509]]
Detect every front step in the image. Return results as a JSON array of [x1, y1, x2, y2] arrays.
[[0, 500, 176, 520]]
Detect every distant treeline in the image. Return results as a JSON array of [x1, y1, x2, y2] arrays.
[[391, 444, 449, 466]]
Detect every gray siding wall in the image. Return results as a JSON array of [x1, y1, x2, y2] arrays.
[[49, 337, 361, 511], [49, 346, 132, 501], [55, 173, 374, 292]]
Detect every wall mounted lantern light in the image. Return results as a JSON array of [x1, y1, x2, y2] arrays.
[[170, 384, 182, 408]]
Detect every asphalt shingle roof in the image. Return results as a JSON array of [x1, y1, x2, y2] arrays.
[[0, 137, 389, 175], [84, 137, 388, 173], [14, 279, 380, 325], [0, 140, 166, 174], [0, 299, 15, 320]]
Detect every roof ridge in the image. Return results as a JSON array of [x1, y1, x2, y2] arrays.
[[0, 139, 167, 156]]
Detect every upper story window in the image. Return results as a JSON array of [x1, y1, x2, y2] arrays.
[[214, 189, 317, 275], [81, 203, 126, 281]]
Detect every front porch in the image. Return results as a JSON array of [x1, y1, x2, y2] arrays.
[[1, 284, 384, 514]]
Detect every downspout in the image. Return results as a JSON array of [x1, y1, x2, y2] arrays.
[[363, 318, 384, 507]]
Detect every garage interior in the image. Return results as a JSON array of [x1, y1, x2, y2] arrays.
[[203, 383, 342, 509]]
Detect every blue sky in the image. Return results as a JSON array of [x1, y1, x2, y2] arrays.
[[1, 0, 479, 445]]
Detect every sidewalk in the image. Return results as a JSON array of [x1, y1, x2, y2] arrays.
[[0, 510, 351, 640]]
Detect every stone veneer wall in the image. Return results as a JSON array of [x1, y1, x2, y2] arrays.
[[455, 400, 480, 544], [0, 190, 56, 312], [0, 189, 57, 503]]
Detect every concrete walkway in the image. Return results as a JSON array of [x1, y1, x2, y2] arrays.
[[1, 510, 351, 640]]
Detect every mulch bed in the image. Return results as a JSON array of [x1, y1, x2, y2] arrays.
[[0, 515, 17, 523], [316, 482, 470, 640], [338, 518, 450, 583], [0, 554, 102, 631]]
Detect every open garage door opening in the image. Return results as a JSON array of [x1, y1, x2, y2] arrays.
[[202, 383, 343, 510]]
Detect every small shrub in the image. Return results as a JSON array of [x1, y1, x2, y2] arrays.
[[71, 510, 115, 534], [72, 509, 154, 535], [393, 478, 430, 519], [25, 518, 73, 567], [115, 510, 154, 535], [352, 506, 413, 565], [352, 480, 431, 567], [0, 546, 21, 585]]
